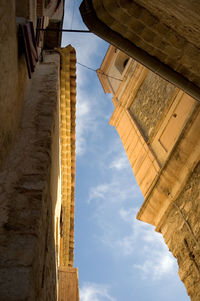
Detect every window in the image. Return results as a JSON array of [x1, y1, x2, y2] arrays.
[[115, 53, 130, 74]]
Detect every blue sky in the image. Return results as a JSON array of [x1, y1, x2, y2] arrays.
[[62, 1, 189, 300]]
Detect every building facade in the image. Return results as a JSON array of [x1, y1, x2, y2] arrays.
[[98, 45, 200, 300], [0, 1, 78, 300]]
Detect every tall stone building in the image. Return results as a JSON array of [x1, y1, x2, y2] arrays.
[[98, 45, 200, 300], [80, 0, 200, 102], [0, 1, 79, 300]]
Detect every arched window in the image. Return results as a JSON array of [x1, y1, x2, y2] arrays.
[[115, 53, 130, 74], [123, 58, 129, 68]]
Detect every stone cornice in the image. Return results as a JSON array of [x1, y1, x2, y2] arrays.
[[56, 45, 76, 267]]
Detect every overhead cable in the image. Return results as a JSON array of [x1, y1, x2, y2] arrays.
[[77, 62, 122, 81]]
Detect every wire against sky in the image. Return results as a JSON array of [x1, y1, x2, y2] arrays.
[[77, 62, 123, 82]]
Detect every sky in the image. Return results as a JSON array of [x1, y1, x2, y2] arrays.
[[62, 1, 189, 300]]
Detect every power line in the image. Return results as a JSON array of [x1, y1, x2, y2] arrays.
[[77, 62, 122, 82], [77, 62, 96, 72]]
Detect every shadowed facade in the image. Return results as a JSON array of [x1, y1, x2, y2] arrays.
[[0, 1, 79, 300]]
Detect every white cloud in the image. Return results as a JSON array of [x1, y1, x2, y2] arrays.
[[134, 248, 175, 280], [75, 88, 108, 156], [88, 176, 138, 205], [118, 207, 176, 279], [76, 95, 91, 156], [87, 138, 139, 203], [116, 234, 135, 256], [88, 184, 110, 203], [119, 207, 137, 222], [109, 152, 129, 170], [89, 195, 176, 280], [80, 283, 116, 301]]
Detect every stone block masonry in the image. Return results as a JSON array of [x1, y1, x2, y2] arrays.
[[108, 0, 200, 86], [0, 0, 28, 167], [0, 53, 60, 301], [129, 70, 176, 140], [58, 267, 79, 301], [161, 162, 200, 301]]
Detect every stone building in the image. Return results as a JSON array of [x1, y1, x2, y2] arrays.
[[97, 45, 200, 300], [80, 0, 200, 102], [0, 1, 78, 300]]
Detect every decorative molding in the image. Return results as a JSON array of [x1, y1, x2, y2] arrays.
[[56, 45, 76, 267]]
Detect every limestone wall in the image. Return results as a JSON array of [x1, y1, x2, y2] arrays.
[[0, 53, 60, 301], [16, 0, 37, 29], [136, 0, 200, 49], [161, 162, 200, 300], [0, 0, 28, 167], [58, 267, 79, 301], [129, 70, 176, 139]]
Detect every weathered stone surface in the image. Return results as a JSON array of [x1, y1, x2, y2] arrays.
[[58, 267, 79, 301], [129, 71, 176, 139], [0, 54, 60, 301], [136, 0, 200, 48], [116, 0, 200, 86], [0, 266, 32, 301], [0, 0, 27, 167], [161, 162, 200, 300]]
